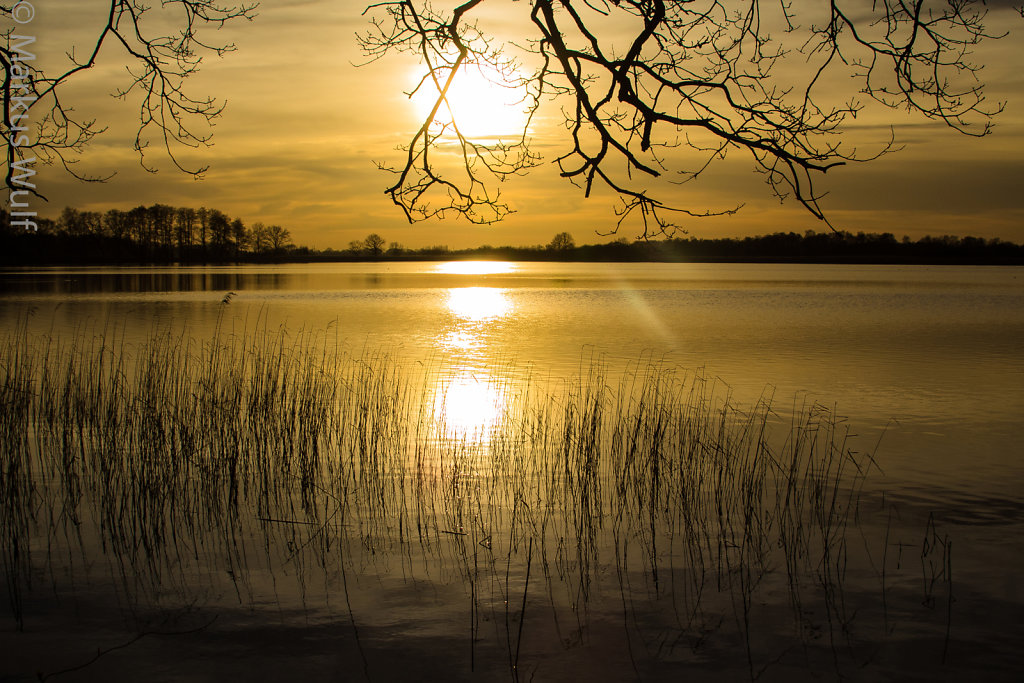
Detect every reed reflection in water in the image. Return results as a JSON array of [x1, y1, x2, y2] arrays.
[[0, 318, 983, 681], [2, 261, 1023, 680]]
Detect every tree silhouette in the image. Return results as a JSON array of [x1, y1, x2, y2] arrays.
[[1, 0, 257, 197], [364, 232, 386, 257], [359, 0, 1011, 236], [251, 222, 270, 252], [547, 231, 575, 252], [266, 224, 292, 252], [207, 208, 232, 251]]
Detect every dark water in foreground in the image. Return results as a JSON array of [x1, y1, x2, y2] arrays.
[[1, 261, 1022, 681]]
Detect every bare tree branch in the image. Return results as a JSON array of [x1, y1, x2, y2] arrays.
[[359, 0, 542, 224], [362, 0, 1009, 237], [2, 0, 257, 200]]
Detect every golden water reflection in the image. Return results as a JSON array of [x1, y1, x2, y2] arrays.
[[437, 329, 480, 351], [446, 287, 512, 321], [430, 370, 508, 439], [434, 260, 516, 276], [430, 284, 517, 440]]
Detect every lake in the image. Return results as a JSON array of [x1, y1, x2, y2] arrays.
[[1, 261, 1022, 681]]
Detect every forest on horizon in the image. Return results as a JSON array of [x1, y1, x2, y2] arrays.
[[2, 205, 1023, 266]]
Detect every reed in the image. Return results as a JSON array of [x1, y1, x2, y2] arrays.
[[0, 321, 947, 677]]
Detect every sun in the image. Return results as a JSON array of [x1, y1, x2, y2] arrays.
[[411, 61, 531, 140]]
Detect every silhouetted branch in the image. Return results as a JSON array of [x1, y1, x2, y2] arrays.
[[2, 1, 257, 198], [359, 0, 542, 224], [362, 0, 1009, 237]]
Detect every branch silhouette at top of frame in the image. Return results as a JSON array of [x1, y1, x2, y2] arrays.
[[1, 1, 257, 200], [359, 0, 1010, 237]]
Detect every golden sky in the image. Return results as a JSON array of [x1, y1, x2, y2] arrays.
[[25, 0, 1024, 248]]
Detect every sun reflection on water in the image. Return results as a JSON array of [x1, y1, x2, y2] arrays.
[[429, 285, 518, 440], [437, 329, 480, 351], [447, 287, 512, 321], [431, 371, 507, 439]]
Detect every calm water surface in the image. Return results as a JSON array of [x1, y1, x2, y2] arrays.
[[4, 261, 1022, 497], [2, 261, 1022, 680]]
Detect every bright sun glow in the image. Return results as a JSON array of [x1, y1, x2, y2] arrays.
[[412, 63, 530, 139], [435, 261, 516, 275], [432, 371, 506, 437], [447, 287, 512, 321]]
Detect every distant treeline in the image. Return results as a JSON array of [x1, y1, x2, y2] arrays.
[[301, 230, 1024, 265], [537, 231, 1024, 265], [3, 207, 1023, 265], [1, 205, 293, 265]]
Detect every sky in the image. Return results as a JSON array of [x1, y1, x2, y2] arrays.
[[20, 0, 1024, 249]]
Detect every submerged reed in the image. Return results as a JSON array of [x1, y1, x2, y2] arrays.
[[0, 321, 945, 677]]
